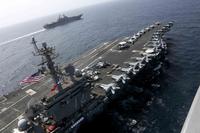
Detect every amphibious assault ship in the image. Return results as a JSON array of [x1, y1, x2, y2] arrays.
[[0, 22, 173, 133], [43, 14, 83, 29]]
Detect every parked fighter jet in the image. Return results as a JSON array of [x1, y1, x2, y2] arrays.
[[111, 74, 130, 84], [126, 62, 138, 66], [120, 67, 134, 75], [98, 83, 120, 94], [96, 61, 110, 68]]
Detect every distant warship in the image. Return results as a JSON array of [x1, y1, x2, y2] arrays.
[[43, 14, 83, 29]]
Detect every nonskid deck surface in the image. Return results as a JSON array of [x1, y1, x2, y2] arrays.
[[0, 23, 164, 133]]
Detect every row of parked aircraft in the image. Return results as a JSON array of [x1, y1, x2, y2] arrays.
[[97, 22, 174, 94], [118, 23, 158, 50], [77, 22, 173, 95]]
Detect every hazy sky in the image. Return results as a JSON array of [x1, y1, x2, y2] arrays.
[[0, 0, 112, 28]]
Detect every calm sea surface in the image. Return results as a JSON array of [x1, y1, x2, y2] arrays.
[[0, 0, 200, 132]]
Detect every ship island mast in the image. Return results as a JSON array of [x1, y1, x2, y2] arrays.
[[31, 37, 63, 92]]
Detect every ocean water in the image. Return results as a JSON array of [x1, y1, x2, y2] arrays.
[[0, 0, 200, 132]]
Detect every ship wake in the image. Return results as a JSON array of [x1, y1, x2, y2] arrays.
[[0, 29, 46, 46]]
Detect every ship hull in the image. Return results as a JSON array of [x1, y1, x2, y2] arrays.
[[43, 14, 83, 29]]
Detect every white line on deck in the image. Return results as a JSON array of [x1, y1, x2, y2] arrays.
[[21, 83, 33, 90], [0, 113, 24, 132], [88, 49, 97, 56], [0, 79, 51, 114], [77, 53, 99, 68], [12, 108, 21, 113], [85, 39, 119, 68], [103, 40, 119, 55], [0, 96, 7, 103], [103, 43, 112, 50], [86, 56, 102, 68], [0, 79, 52, 131], [0, 95, 28, 114]]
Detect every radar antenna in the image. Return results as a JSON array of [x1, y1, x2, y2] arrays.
[[31, 37, 62, 92], [31, 37, 40, 54]]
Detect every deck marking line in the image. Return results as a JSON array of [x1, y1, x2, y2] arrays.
[[0, 113, 24, 132], [0, 95, 28, 114]]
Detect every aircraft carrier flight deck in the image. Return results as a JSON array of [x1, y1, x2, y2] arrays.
[[0, 22, 173, 133]]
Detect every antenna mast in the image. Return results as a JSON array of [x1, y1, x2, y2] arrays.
[[31, 37, 62, 92]]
